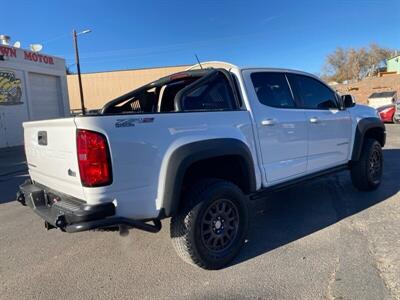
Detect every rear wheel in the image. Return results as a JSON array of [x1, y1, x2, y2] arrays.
[[350, 138, 383, 191], [170, 178, 248, 270]]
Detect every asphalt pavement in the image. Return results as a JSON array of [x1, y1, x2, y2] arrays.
[[0, 125, 399, 300]]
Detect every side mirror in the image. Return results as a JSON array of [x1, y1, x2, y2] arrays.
[[341, 94, 356, 108]]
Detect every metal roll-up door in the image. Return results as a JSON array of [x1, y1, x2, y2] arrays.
[[29, 73, 63, 120]]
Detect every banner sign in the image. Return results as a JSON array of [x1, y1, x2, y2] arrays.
[[0, 45, 54, 65]]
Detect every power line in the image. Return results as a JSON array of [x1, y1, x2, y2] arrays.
[[40, 33, 69, 45]]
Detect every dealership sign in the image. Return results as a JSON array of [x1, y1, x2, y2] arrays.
[[0, 45, 54, 65]]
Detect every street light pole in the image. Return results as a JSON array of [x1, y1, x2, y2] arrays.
[[72, 29, 91, 115]]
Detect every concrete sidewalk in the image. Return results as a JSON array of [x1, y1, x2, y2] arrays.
[[0, 146, 28, 204]]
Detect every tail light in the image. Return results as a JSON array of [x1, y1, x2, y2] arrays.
[[76, 129, 112, 187]]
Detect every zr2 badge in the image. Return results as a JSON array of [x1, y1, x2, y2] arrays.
[[115, 117, 154, 128]]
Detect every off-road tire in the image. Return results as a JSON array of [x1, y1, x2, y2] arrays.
[[350, 138, 383, 191], [170, 178, 248, 270]]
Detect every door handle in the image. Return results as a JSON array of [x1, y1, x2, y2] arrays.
[[309, 117, 319, 124], [261, 119, 275, 126]]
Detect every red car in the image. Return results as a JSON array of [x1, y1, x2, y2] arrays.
[[377, 104, 396, 123]]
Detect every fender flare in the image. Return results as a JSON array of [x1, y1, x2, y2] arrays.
[[351, 117, 386, 161], [161, 138, 257, 217]]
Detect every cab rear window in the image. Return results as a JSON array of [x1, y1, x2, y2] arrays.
[[180, 73, 235, 111]]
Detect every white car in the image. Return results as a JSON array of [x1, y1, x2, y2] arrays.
[[17, 61, 385, 269]]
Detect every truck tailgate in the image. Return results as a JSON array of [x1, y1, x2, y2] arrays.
[[23, 118, 85, 200]]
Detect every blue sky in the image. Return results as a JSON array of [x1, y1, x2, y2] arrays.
[[4, 0, 400, 74]]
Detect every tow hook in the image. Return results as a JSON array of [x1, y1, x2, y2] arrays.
[[16, 191, 26, 206], [55, 215, 66, 228]]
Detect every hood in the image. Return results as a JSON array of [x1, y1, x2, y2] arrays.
[[349, 104, 380, 120]]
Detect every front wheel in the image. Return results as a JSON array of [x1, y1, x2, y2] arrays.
[[350, 138, 383, 191], [170, 179, 248, 270]]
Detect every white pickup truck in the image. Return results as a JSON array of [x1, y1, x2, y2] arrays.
[[17, 61, 385, 269]]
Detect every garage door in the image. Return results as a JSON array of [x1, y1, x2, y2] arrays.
[[29, 73, 63, 120]]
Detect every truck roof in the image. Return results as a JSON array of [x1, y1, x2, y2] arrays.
[[187, 61, 320, 79]]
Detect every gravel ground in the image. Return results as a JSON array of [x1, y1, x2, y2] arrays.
[[0, 125, 399, 300]]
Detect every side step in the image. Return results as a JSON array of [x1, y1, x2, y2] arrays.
[[251, 164, 349, 201]]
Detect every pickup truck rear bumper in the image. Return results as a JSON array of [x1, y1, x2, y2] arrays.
[[17, 180, 116, 232], [17, 180, 161, 233]]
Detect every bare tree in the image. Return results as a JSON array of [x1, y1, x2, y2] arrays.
[[348, 47, 368, 80], [65, 65, 75, 75], [323, 47, 348, 82], [322, 43, 397, 82]]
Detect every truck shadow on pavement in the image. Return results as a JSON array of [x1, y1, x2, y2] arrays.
[[232, 148, 400, 267], [0, 146, 28, 204]]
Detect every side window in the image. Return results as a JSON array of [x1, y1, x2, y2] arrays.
[[250, 72, 296, 108], [180, 73, 235, 111], [288, 74, 338, 109]]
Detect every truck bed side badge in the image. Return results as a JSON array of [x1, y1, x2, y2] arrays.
[[115, 117, 154, 128]]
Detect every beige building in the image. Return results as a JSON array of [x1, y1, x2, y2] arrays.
[[67, 65, 190, 111]]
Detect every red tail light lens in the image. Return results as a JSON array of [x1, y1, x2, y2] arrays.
[[76, 129, 112, 187]]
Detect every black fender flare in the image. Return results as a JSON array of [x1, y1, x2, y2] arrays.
[[161, 138, 257, 217], [351, 117, 386, 161]]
